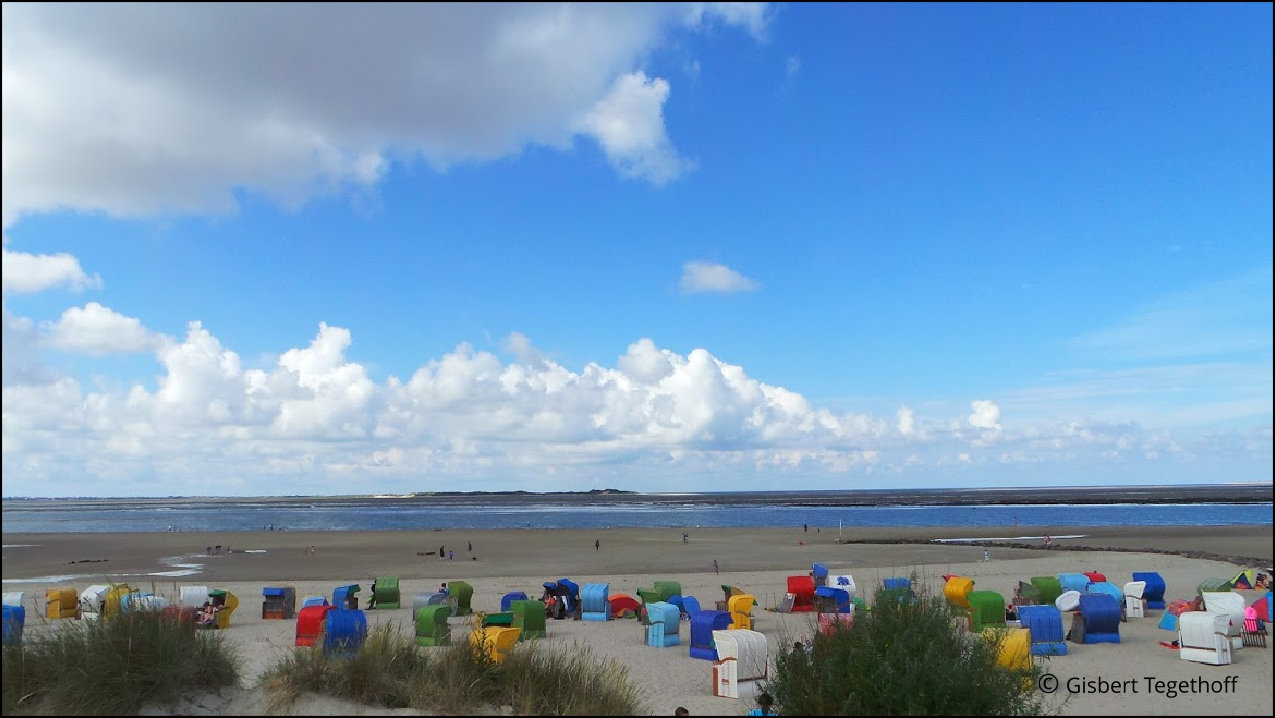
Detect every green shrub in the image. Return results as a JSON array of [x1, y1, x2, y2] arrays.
[[260, 622, 424, 713], [261, 623, 645, 716], [763, 582, 1050, 716], [2, 611, 240, 716]]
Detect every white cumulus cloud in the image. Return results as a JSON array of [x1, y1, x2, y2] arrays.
[[43, 302, 156, 355], [968, 399, 1002, 430], [2, 3, 770, 226], [1, 247, 102, 293], [573, 72, 692, 185], [897, 406, 915, 435], [680, 261, 760, 294]]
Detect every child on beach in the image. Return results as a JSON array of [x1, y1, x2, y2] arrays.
[[748, 692, 777, 716]]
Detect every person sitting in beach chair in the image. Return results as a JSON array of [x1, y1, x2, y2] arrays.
[[198, 601, 218, 628]]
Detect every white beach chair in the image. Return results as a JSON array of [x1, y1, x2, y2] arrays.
[[1055, 590, 1081, 613], [1123, 581, 1146, 619], [2, 592, 25, 608], [1178, 611, 1233, 665], [712, 629, 769, 698], [1201, 592, 1245, 650], [180, 585, 210, 610], [79, 585, 109, 619]]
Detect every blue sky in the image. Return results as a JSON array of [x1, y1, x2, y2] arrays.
[[2, 3, 1271, 498]]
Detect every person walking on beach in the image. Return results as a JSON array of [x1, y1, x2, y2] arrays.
[[467, 541, 472, 552], [713, 559, 719, 574], [439, 545, 444, 559], [803, 523, 808, 533], [595, 538, 600, 551]]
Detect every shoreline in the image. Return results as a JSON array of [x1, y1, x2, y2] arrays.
[[4, 482, 1271, 508]]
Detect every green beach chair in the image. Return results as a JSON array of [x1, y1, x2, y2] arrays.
[[414, 604, 451, 647], [511, 599, 547, 640], [373, 576, 400, 609]]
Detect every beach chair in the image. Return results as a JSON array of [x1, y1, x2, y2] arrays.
[[511, 599, 547, 640], [262, 586, 296, 619], [1075, 594, 1121, 644], [644, 601, 681, 648], [1086, 582, 1123, 603], [372, 577, 400, 609], [301, 594, 329, 608], [993, 627, 1033, 674], [819, 608, 854, 635], [1030, 576, 1062, 606], [556, 579, 581, 619], [470, 625, 521, 663], [209, 590, 238, 629], [787, 575, 816, 612], [448, 581, 474, 616], [813, 587, 850, 615], [689, 609, 732, 659], [721, 584, 745, 604], [1017, 605, 1067, 656], [1014, 581, 1042, 608], [728, 594, 757, 630], [1057, 573, 1090, 595], [1242, 606, 1266, 648], [712, 629, 769, 698], [812, 562, 829, 587], [79, 585, 108, 620], [1201, 592, 1245, 650], [2, 605, 25, 646], [105, 583, 137, 620], [414, 604, 451, 646], [1178, 611, 1233, 665], [333, 584, 361, 610], [179, 585, 210, 610], [944, 575, 974, 611], [653, 580, 682, 602], [1055, 590, 1081, 613], [967, 591, 1007, 632], [1122, 581, 1146, 619], [500, 591, 529, 612], [323, 609, 368, 658], [1083, 571, 1106, 583], [829, 574, 856, 600], [45, 588, 79, 619], [295, 605, 332, 646], [1131, 572, 1166, 610], [681, 595, 702, 618]]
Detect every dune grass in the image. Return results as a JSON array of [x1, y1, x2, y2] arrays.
[[1, 611, 240, 716], [763, 580, 1052, 716], [260, 622, 645, 716]]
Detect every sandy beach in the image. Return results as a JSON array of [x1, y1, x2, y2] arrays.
[[4, 525, 1272, 716]]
